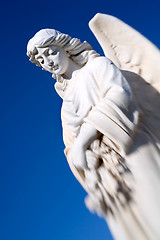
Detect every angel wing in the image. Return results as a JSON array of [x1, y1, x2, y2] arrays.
[[61, 15, 160, 239], [89, 13, 160, 142], [64, 15, 160, 239]]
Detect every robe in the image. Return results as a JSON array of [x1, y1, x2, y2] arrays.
[[60, 56, 160, 240]]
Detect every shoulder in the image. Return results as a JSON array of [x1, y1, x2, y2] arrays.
[[90, 56, 112, 64], [86, 56, 113, 71]]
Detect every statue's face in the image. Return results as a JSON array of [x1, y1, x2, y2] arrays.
[[35, 45, 70, 75]]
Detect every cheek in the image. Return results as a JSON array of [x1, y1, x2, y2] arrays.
[[61, 56, 69, 68], [53, 51, 69, 73], [56, 57, 66, 70]]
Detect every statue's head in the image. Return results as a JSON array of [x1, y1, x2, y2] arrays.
[[27, 29, 99, 81]]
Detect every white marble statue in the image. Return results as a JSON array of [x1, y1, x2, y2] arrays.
[[27, 13, 160, 240]]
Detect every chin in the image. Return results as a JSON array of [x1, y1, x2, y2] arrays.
[[55, 70, 65, 76]]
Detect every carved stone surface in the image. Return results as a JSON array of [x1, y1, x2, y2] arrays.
[[27, 14, 160, 240]]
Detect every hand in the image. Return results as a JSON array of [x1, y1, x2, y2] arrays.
[[72, 144, 88, 170], [71, 123, 98, 170]]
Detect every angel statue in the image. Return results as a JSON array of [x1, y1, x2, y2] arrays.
[[27, 13, 160, 240]]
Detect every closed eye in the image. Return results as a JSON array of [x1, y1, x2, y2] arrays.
[[36, 56, 44, 64]]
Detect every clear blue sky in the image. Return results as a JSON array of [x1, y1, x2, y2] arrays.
[[1, 0, 159, 240]]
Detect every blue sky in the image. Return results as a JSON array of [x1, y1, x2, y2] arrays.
[[1, 0, 159, 240]]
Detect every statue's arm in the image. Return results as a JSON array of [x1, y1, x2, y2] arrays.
[[71, 58, 138, 170], [83, 58, 139, 155]]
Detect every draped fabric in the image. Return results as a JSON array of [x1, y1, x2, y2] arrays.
[[61, 56, 160, 240]]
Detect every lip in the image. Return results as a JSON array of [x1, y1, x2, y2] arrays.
[[52, 65, 58, 71]]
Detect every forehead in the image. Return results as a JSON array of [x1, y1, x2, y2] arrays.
[[36, 45, 58, 54]]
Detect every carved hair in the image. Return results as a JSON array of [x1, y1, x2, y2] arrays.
[[27, 29, 99, 80]]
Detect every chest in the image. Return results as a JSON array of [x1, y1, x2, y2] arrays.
[[63, 70, 100, 116]]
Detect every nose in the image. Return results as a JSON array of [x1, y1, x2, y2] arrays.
[[43, 56, 54, 67]]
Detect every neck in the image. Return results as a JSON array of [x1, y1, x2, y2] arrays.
[[62, 59, 81, 80]]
